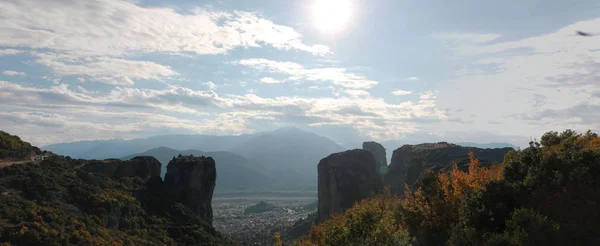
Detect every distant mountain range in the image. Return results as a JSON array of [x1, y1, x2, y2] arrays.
[[42, 127, 516, 190], [44, 127, 344, 189], [121, 147, 273, 191]]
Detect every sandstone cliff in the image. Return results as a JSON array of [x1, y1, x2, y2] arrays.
[[164, 155, 216, 226], [83, 156, 161, 179], [317, 149, 383, 223], [112, 156, 161, 179], [384, 142, 512, 195], [362, 141, 388, 175]]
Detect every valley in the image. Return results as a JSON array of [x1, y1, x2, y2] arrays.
[[212, 192, 317, 245]]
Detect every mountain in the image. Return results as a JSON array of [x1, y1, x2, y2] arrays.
[[0, 130, 42, 161], [384, 142, 513, 195], [44, 127, 345, 187], [43, 134, 256, 160], [121, 147, 273, 190], [0, 133, 237, 245], [229, 127, 345, 183]]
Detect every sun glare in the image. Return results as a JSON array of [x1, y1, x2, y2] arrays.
[[312, 0, 353, 34]]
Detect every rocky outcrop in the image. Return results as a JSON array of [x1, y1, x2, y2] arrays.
[[362, 141, 388, 175], [317, 149, 383, 223], [82, 159, 122, 177], [384, 142, 513, 195], [113, 156, 161, 179], [83, 157, 161, 179], [164, 155, 216, 226]]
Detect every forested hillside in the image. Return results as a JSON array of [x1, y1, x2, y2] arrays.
[[295, 130, 600, 246], [0, 131, 41, 160], [0, 156, 237, 245]]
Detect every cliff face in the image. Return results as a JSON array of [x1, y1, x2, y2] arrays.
[[362, 141, 388, 175], [83, 156, 161, 179], [113, 156, 161, 179], [317, 149, 383, 223], [164, 155, 216, 226], [384, 142, 512, 195]]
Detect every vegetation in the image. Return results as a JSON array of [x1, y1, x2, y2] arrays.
[[244, 201, 276, 214], [296, 130, 600, 246], [0, 155, 237, 245], [0, 131, 41, 160]]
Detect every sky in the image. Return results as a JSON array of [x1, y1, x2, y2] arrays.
[[1, 0, 600, 148]]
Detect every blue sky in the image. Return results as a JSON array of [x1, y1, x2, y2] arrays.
[[1, 0, 600, 148]]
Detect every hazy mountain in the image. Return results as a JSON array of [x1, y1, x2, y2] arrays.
[[229, 127, 345, 182], [121, 147, 273, 190], [43, 127, 345, 188], [43, 134, 256, 159]]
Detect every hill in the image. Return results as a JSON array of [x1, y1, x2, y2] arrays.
[[298, 130, 600, 245], [384, 142, 512, 195], [229, 127, 345, 184], [121, 147, 273, 190], [43, 134, 256, 160], [0, 130, 42, 161], [0, 155, 237, 245], [44, 127, 345, 187]]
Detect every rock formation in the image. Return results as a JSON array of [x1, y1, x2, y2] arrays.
[[164, 155, 217, 226], [82, 159, 122, 177], [362, 141, 388, 175], [83, 157, 161, 179], [384, 142, 513, 195], [317, 149, 384, 223], [112, 156, 161, 179]]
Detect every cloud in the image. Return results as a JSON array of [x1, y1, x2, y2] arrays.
[[435, 33, 501, 44], [203, 81, 217, 90], [435, 18, 600, 138], [0, 0, 329, 57], [33, 53, 178, 85], [2, 70, 26, 76], [344, 89, 370, 97], [392, 90, 412, 96], [0, 0, 330, 85], [406, 77, 420, 81], [235, 58, 378, 89], [1, 81, 448, 145], [0, 49, 25, 56], [259, 77, 281, 84], [0, 81, 225, 114]]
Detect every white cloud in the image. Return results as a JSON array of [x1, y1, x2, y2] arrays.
[[203, 81, 217, 89], [2, 70, 26, 76], [344, 89, 370, 97], [1, 80, 448, 144], [0, 0, 330, 85], [235, 58, 378, 89], [435, 33, 501, 44], [259, 77, 281, 84], [0, 0, 329, 57], [0, 49, 25, 56], [392, 90, 412, 96], [406, 77, 420, 81], [436, 18, 600, 137], [77, 77, 85, 82], [34, 53, 177, 85]]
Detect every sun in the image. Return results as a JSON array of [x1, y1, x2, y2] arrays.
[[311, 0, 353, 34]]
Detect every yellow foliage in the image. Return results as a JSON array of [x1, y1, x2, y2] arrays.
[[273, 232, 283, 246], [438, 150, 503, 207], [296, 188, 413, 246]]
